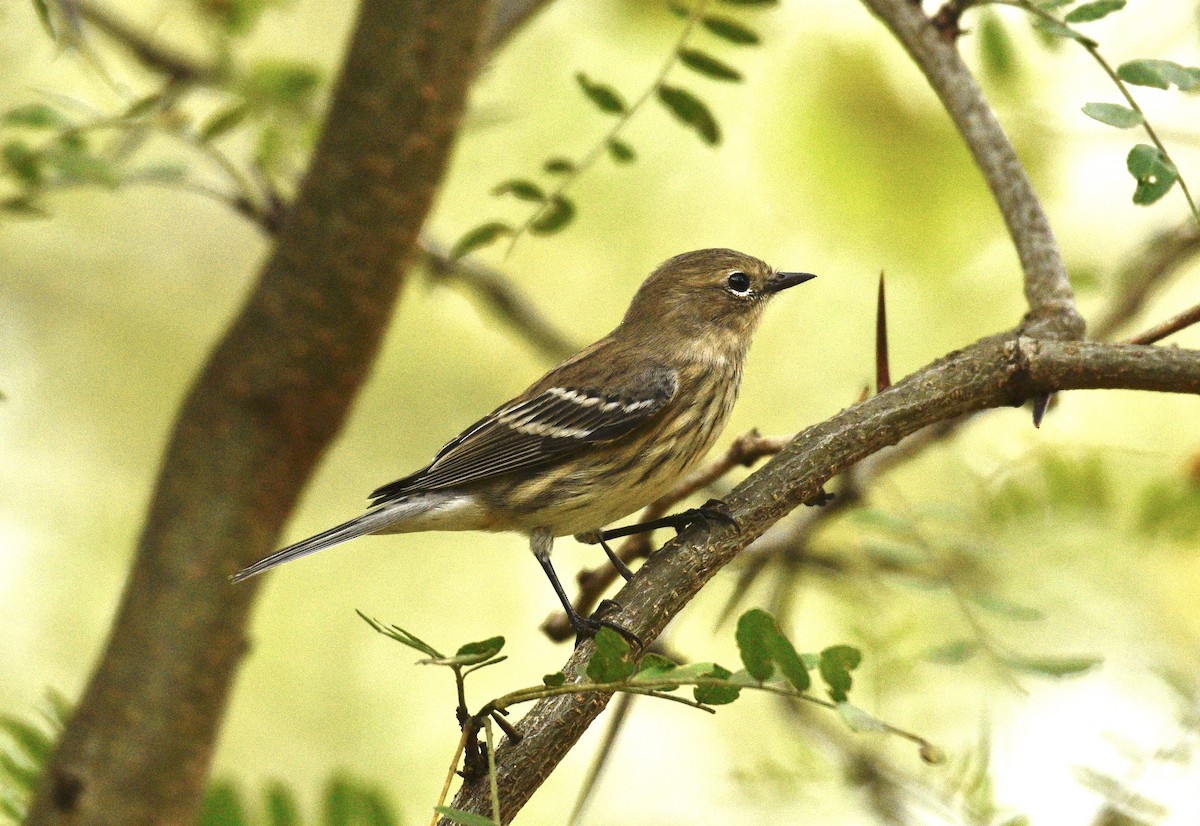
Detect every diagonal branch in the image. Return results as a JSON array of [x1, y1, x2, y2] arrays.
[[858, 0, 1083, 341], [446, 334, 1200, 822]]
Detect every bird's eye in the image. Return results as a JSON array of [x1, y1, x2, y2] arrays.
[[726, 272, 751, 294]]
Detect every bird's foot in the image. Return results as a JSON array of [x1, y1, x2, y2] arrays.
[[569, 601, 642, 650], [596, 498, 740, 544]]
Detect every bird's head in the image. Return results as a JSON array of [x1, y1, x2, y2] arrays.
[[620, 248, 815, 345]]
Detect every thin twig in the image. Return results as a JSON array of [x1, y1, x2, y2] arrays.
[[1124, 302, 1200, 346], [877, 271, 891, 392], [73, 0, 219, 83], [1004, 0, 1200, 225], [420, 236, 579, 361], [432, 726, 472, 826]]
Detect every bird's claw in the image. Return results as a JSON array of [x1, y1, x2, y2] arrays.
[[570, 602, 642, 650]]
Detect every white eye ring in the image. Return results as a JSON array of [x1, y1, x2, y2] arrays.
[[726, 271, 752, 294]]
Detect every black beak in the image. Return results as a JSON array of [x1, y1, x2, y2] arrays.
[[764, 271, 817, 294]]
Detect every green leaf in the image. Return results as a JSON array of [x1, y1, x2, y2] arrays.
[[434, 806, 499, 826], [132, 163, 188, 183], [543, 157, 574, 174], [818, 645, 862, 703], [1126, 144, 1178, 205], [1081, 102, 1142, 128], [491, 178, 546, 202], [356, 612, 443, 658], [716, 0, 778, 5], [678, 48, 743, 82], [543, 671, 566, 687], [44, 145, 120, 188], [449, 222, 513, 260], [123, 93, 165, 119], [658, 661, 721, 682], [0, 717, 53, 768], [925, 639, 979, 664], [1064, 0, 1125, 23], [529, 195, 575, 235], [453, 636, 506, 665], [3, 103, 68, 130], [1004, 653, 1103, 677], [977, 12, 1018, 84], [31, 0, 55, 38], [1, 196, 48, 217], [656, 85, 721, 145], [734, 609, 811, 691], [969, 592, 1044, 621], [606, 138, 636, 164], [735, 609, 776, 681], [264, 782, 301, 826], [633, 653, 677, 680], [1037, 0, 1076, 8], [693, 664, 740, 705], [200, 103, 250, 142], [2, 140, 43, 187], [241, 60, 322, 112], [586, 627, 636, 682], [1117, 59, 1200, 91], [575, 72, 626, 114], [701, 15, 760, 45], [1031, 17, 1096, 45], [200, 780, 249, 826], [837, 702, 887, 733]]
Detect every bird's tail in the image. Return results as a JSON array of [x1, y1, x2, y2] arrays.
[[231, 507, 400, 584]]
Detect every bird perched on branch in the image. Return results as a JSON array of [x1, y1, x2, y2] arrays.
[[233, 248, 815, 642]]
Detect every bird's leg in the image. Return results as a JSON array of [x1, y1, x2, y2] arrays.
[[598, 498, 739, 543], [575, 529, 635, 581], [532, 528, 641, 648]]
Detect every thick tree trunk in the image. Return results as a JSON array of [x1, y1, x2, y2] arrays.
[[26, 2, 491, 824]]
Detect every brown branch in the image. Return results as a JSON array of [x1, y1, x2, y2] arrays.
[[73, 0, 220, 83], [26, 2, 490, 825], [859, 0, 1083, 341], [419, 236, 579, 361], [1125, 302, 1200, 346], [446, 335, 1200, 822]]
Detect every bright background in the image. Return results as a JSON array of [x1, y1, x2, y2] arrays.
[[2, 0, 1199, 823]]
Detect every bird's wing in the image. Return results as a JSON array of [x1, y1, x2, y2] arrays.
[[369, 365, 678, 503]]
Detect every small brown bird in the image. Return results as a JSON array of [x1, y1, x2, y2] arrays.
[[233, 249, 814, 640]]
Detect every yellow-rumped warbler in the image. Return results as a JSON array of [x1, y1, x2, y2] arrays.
[[233, 249, 814, 640]]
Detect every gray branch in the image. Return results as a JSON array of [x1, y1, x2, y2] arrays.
[[858, 0, 1083, 340], [446, 334, 1200, 822]]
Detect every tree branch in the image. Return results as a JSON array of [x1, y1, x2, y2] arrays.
[[446, 334, 1200, 822], [26, 2, 490, 824], [73, 0, 219, 83], [858, 0, 1083, 340], [420, 236, 578, 361]]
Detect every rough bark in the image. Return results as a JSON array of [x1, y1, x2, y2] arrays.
[[26, 2, 490, 824]]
